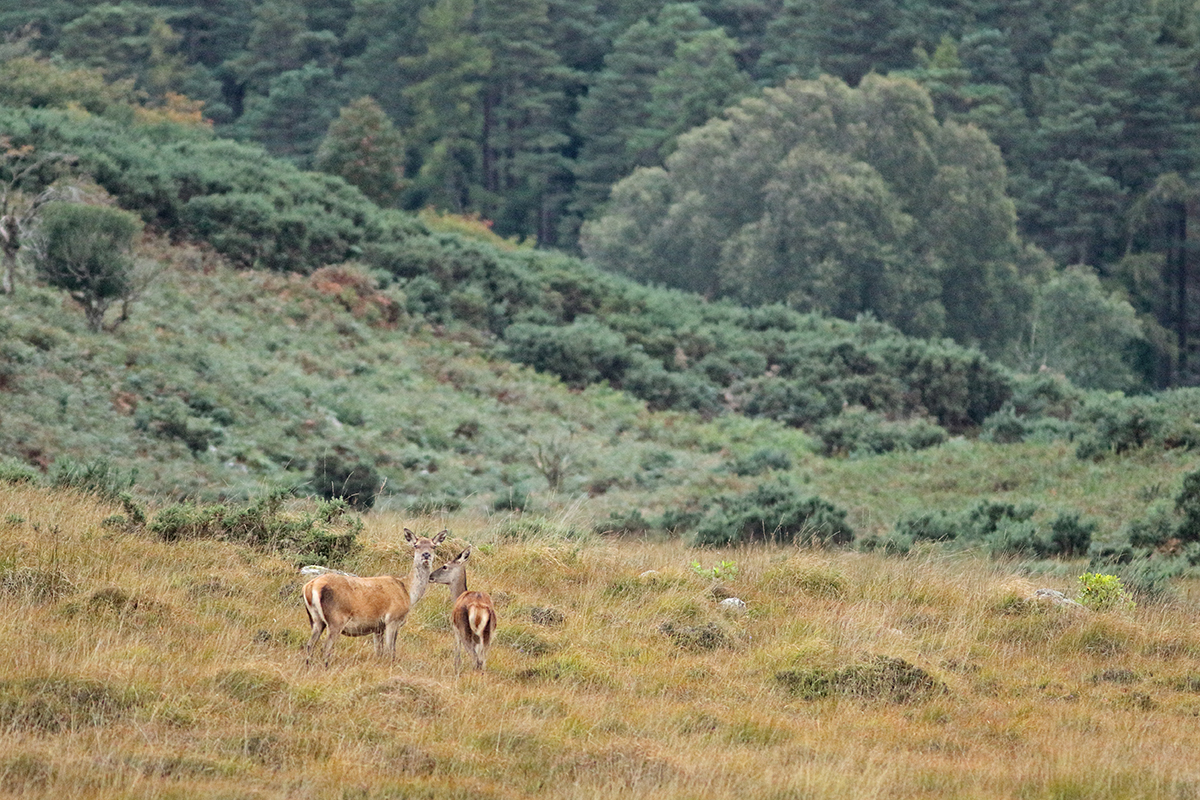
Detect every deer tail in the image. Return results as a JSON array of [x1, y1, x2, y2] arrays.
[[468, 605, 491, 640], [304, 582, 328, 626]]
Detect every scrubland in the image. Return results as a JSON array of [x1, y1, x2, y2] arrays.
[[3, 475, 1200, 800]]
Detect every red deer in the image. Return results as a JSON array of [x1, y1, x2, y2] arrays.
[[429, 547, 496, 671], [303, 528, 447, 666]]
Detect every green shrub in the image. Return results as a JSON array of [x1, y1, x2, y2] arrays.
[[1076, 572, 1136, 612], [502, 319, 634, 388], [1044, 511, 1097, 557], [1074, 393, 1167, 459], [728, 448, 793, 476], [1117, 557, 1184, 600], [1119, 505, 1176, 550], [310, 454, 382, 511], [0, 459, 39, 485], [891, 509, 962, 544], [1174, 467, 1200, 543], [886, 501, 1093, 559], [492, 488, 532, 513], [689, 479, 853, 546], [984, 518, 1043, 557], [814, 408, 947, 457], [48, 457, 136, 503], [598, 509, 652, 535], [149, 492, 361, 564], [621, 356, 722, 413], [134, 396, 224, 455]]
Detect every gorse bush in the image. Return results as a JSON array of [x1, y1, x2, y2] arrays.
[[814, 408, 947, 457], [48, 457, 137, 503], [727, 448, 793, 476], [880, 501, 1095, 559], [1074, 394, 1167, 459], [990, 386, 1200, 457], [0, 459, 39, 485], [134, 396, 225, 455], [310, 453, 382, 511], [688, 479, 854, 546], [149, 491, 361, 564]]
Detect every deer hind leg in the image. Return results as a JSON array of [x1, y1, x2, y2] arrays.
[[452, 627, 467, 672], [383, 619, 406, 662], [474, 637, 488, 670], [304, 599, 326, 665], [473, 630, 489, 670], [322, 618, 348, 667], [305, 621, 325, 664]]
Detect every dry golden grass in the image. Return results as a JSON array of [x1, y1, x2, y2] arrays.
[[3, 484, 1200, 799]]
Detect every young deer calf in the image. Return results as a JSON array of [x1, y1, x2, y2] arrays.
[[303, 528, 447, 666], [429, 548, 496, 671]]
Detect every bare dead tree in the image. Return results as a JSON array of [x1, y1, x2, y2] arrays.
[[0, 138, 76, 295]]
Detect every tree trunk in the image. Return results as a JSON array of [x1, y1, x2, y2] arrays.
[[1173, 202, 1188, 383], [0, 215, 19, 295]]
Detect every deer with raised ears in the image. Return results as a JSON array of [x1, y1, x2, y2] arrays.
[[303, 528, 448, 666], [429, 547, 496, 671]]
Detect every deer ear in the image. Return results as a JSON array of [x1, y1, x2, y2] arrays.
[[458, 547, 472, 562], [403, 528, 417, 545], [433, 529, 449, 545]]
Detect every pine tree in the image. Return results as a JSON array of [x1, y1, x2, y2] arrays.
[[475, 0, 575, 244], [571, 3, 750, 229], [397, 0, 492, 213], [1029, 0, 1198, 266], [315, 97, 406, 206]]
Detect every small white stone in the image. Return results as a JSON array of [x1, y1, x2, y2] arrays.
[[718, 597, 747, 613]]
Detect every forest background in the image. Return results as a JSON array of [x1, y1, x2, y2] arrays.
[[5, 0, 1200, 390]]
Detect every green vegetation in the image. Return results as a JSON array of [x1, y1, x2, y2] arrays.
[[3, 13, 1200, 798], [32, 201, 144, 331], [1076, 573, 1136, 612], [6, 0, 1199, 385], [584, 74, 1036, 355]]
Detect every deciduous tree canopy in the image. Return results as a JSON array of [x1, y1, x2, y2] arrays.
[[582, 74, 1041, 354]]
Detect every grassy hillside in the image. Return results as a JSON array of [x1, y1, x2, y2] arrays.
[[0, 232, 758, 509], [3, 483, 1200, 800]]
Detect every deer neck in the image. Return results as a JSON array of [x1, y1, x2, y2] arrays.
[[408, 565, 433, 607], [448, 570, 468, 601]]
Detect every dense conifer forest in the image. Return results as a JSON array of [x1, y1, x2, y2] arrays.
[[4, 0, 1200, 384]]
